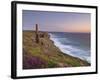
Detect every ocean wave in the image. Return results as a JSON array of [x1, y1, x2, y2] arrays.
[[49, 33, 90, 63]]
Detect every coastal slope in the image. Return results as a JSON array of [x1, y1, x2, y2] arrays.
[[23, 31, 90, 69]]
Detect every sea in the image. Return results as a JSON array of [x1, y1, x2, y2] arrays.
[[49, 32, 91, 63]]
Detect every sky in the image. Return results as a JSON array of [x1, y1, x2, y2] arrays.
[[22, 10, 91, 33]]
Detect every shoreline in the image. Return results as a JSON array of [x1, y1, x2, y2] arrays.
[[23, 31, 90, 69], [49, 32, 90, 63]]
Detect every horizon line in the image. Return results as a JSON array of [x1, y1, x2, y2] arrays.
[[23, 30, 90, 33]]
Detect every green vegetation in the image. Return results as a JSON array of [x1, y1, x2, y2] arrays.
[[23, 31, 90, 69]]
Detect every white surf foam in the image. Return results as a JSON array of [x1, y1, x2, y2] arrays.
[[49, 33, 90, 63]]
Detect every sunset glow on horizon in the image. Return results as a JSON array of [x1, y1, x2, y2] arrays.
[[23, 10, 91, 33]]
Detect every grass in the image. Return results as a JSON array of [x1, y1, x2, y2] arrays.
[[23, 31, 90, 69]]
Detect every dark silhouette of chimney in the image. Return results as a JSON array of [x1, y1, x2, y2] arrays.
[[35, 24, 39, 43]]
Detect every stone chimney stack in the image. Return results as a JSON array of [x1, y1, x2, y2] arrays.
[[35, 24, 39, 43]]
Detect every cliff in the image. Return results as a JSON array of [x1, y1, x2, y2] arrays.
[[23, 31, 90, 69]]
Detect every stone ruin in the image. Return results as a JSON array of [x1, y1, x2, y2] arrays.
[[35, 24, 39, 43]]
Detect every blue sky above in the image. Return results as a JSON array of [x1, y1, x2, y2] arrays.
[[22, 10, 91, 32]]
